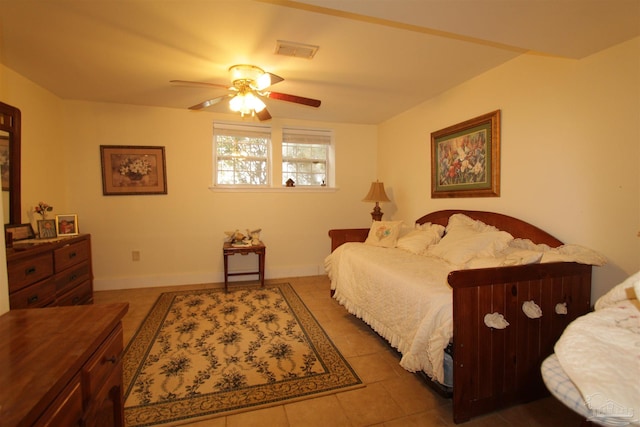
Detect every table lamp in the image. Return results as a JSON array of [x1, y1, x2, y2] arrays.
[[362, 180, 390, 221]]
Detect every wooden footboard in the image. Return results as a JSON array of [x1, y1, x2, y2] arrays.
[[448, 262, 592, 423]]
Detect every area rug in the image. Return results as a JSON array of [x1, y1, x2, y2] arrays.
[[122, 283, 363, 426]]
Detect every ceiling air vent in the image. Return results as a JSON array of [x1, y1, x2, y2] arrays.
[[275, 40, 319, 59]]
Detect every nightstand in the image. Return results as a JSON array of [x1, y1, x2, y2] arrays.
[[222, 242, 266, 292]]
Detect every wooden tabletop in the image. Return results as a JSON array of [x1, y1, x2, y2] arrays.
[[223, 241, 265, 253], [0, 303, 129, 427]]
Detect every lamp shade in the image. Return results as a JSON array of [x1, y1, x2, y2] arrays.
[[362, 181, 390, 203]]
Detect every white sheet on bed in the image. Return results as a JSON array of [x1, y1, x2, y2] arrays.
[[325, 242, 457, 383], [554, 272, 640, 426]]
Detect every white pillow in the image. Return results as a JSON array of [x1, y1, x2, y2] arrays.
[[428, 231, 514, 265], [396, 223, 445, 255], [466, 257, 504, 269], [427, 214, 513, 265], [502, 249, 543, 265], [364, 221, 403, 248], [446, 213, 501, 234], [466, 249, 543, 269]]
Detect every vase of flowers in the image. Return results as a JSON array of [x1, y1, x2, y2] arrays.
[[34, 201, 53, 220]]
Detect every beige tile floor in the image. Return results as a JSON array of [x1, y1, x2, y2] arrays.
[[94, 275, 585, 427]]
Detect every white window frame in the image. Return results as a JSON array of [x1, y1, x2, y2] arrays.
[[212, 122, 336, 191], [282, 128, 333, 187], [213, 122, 271, 187]]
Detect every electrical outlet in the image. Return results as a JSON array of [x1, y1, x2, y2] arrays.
[[132, 251, 140, 261]]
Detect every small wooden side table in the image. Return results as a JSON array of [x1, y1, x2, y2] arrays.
[[223, 241, 266, 292]]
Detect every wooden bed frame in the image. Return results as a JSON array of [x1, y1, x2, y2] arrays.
[[328, 210, 592, 424]]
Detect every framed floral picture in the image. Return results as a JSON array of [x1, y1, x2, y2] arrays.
[[55, 214, 79, 236], [431, 110, 501, 198], [100, 145, 167, 195]]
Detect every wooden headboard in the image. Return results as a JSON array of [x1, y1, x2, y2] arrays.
[[415, 210, 564, 247], [329, 210, 564, 252]]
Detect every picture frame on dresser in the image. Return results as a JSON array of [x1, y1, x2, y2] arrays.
[[56, 214, 79, 236], [37, 219, 57, 239], [431, 109, 501, 198], [5, 223, 35, 241]]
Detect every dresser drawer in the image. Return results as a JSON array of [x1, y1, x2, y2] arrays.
[[7, 252, 54, 292], [56, 280, 93, 306], [34, 374, 83, 427], [9, 277, 56, 309], [54, 239, 89, 272], [54, 261, 91, 295], [82, 324, 123, 403]]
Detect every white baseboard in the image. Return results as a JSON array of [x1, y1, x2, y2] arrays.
[[93, 264, 322, 291]]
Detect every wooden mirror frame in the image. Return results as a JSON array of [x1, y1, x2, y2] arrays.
[[0, 101, 21, 225]]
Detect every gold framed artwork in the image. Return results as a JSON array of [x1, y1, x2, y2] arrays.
[[100, 145, 167, 195], [55, 214, 79, 236], [431, 110, 501, 198]]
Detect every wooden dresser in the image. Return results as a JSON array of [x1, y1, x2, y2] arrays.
[[0, 302, 129, 426], [7, 234, 93, 309]]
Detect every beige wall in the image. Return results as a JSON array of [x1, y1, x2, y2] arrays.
[[0, 66, 378, 301], [378, 37, 640, 300], [65, 103, 377, 289]]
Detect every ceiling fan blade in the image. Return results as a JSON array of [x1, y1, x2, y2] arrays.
[[256, 108, 272, 121], [266, 91, 321, 108], [188, 95, 228, 110], [267, 73, 284, 86], [170, 80, 230, 90]]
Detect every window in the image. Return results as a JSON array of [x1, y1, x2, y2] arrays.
[[282, 128, 332, 186], [214, 123, 270, 186], [213, 122, 334, 189]]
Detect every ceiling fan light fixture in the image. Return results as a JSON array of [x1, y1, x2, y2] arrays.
[[229, 64, 264, 88], [246, 92, 266, 112], [256, 73, 273, 90], [228, 93, 244, 112], [177, 63, 319, 121], [229, 92, 266, 116]]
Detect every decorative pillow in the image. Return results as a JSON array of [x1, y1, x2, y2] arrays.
[[396, 223, 445, 255], [427, 214, 513, 265], [364, 221, 403, 248]]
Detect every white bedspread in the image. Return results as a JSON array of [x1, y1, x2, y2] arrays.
[[325, 242, 457, 383], [554, 272, 640, 426]]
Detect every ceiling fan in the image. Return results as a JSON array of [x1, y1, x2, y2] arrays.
[[171, 64, 321, 121]]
